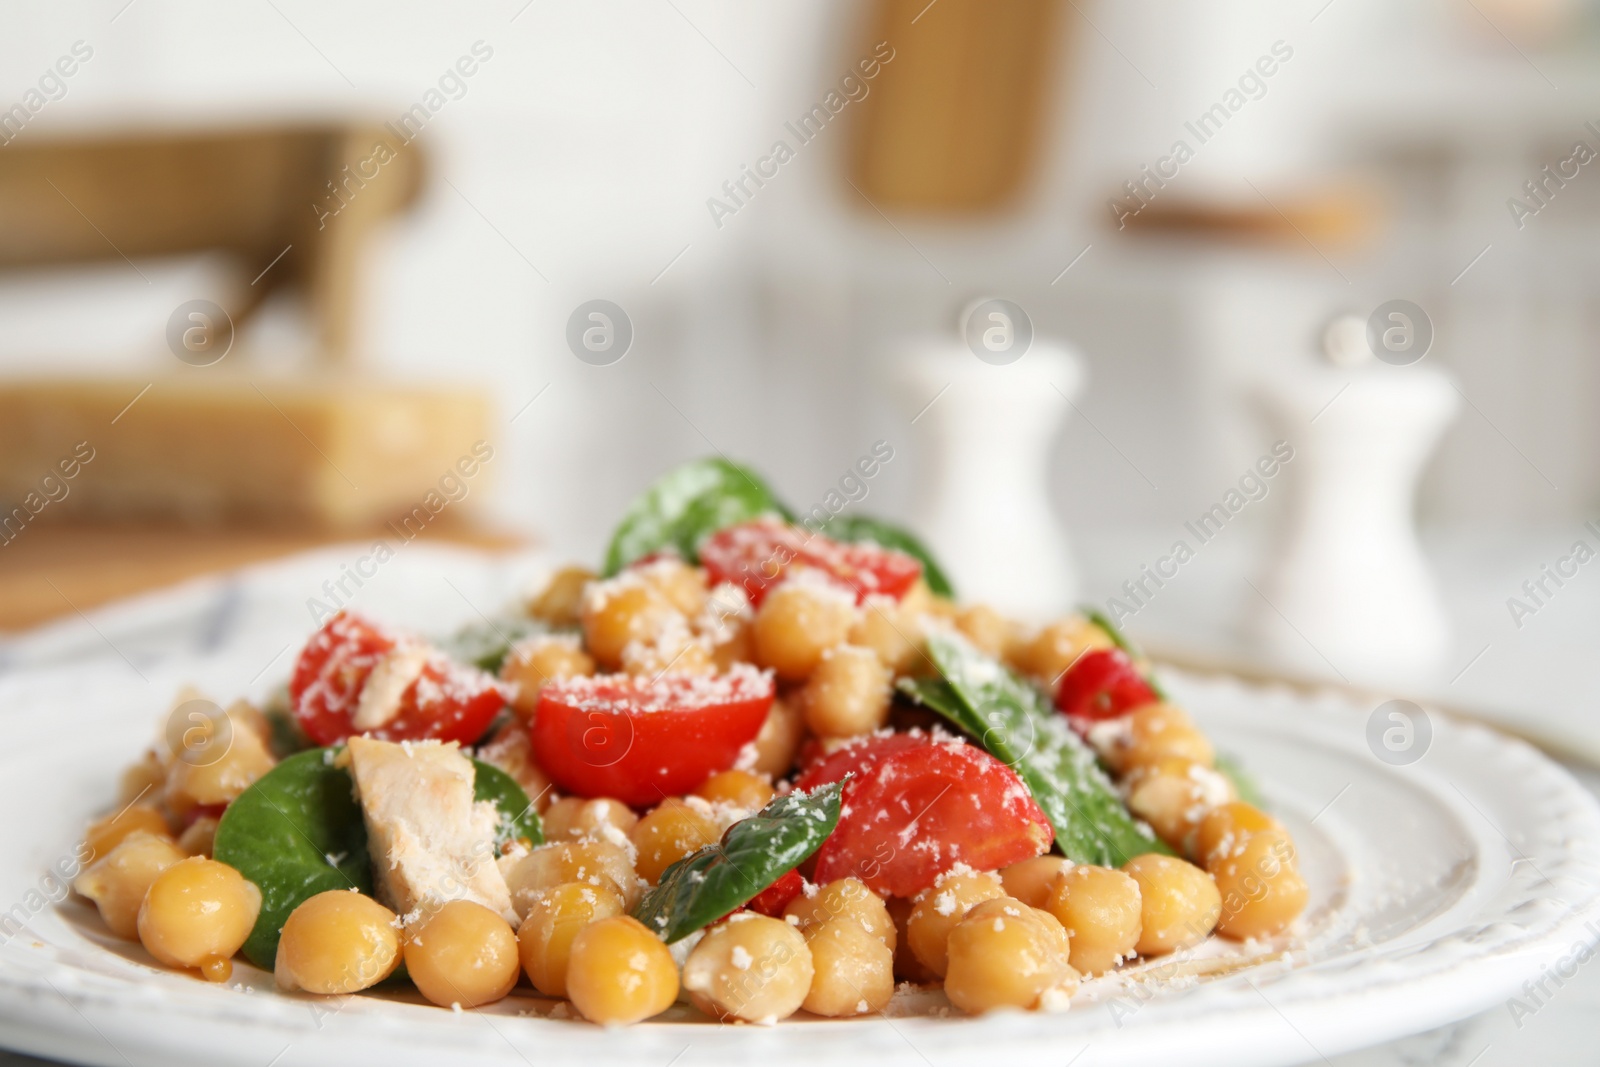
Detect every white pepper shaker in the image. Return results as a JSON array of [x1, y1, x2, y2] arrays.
[[1248, 316, 1458, 683], [894, 326, 1084, 620]]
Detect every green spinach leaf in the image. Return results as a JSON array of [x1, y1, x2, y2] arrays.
[[214, 748, 371, 970], [916, 632, 1171, 867], [820, 514, 956, 598], [471, 758, 544, 852], [895, 675, 981, 734], [439, 614, 548, 673], [632, 780, 845, 943], [602, 458, 793, 575], [217, 749, 547, 968]]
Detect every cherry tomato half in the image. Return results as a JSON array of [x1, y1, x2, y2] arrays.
[[289, 612, 508, 747], [744, 869, 806, 918], [530, 667, 774, 807], [1053, 647, 1159, 722], [806, 732, 1052, 897], [699, 520, 923, 607], [794, 732, 926, 795]]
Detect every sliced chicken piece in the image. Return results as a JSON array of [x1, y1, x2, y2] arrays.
[[345, 736, 516, 925]]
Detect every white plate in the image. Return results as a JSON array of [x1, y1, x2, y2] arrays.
[[1, 550, 1598, 1067]]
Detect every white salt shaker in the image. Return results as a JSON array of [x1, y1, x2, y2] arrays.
[[894, 327, 1084, 620], [1248, 318, 1458, 683]]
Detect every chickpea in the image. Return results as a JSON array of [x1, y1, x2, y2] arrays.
[[802, 916, 894, 1017], [118, 751, 167, 808], [693, 769, 775, 810], [1010, 617, 1114, 685], [226, 700, 275, 746], [682, 914, 813, 1023], [84, 805, 171, 864], [1122, 854, 1221, 956], [1212, 831, 1308, 941], [897, 578, 933, 616], [1190, 802, 1283, 868], [944, 898, 1078, 1014], [749, 695, 806, 779], [164, 709, 276, 817], [527, 565, 595, 626], [1094, 703, 1215, 776], [886, 896, 939, 984], [697, 579, 752, 635], [566, 915, 680, 1025], [137, 858, 262, 979], [275, 890, 400, 994], [620, 631, 714, 677], [630, 799, 719, 885], [501, 634, 595, 717], [709, 623, 755, 673], [905, 869, 1006, 977], [955, 604, 1015, 659], [783, 877, 895, 951], [751, 583, 855, 682], [74, 831, 187, 940], [633, 558, 709, 617], [178, 816, 219, 858], [999, 856, 1073, 910], [582, 580, 684, 670], [800, 645, 891, 738], [542, 797, 639, 842], [404, 899, 520, 1008], [517, 881, 625, 997], [507, 840, 640, 917], [849, 597, 922, 675], [1044, 865, 1142, 975], [1124, 758, 1236, 848]]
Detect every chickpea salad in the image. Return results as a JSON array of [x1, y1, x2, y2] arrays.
[[73, 457, 1308, 1025]]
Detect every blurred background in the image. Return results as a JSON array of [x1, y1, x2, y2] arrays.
[[2, 0, 1598, 753]]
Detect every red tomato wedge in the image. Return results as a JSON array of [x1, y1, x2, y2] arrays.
[[743, 869, 805, 918], [794, 732, 926, 795], [808, 732, 1052, 897], [531, 667, 774, 807], [699, 519, 923, 607], [1054, 647, 1159, 722], [289, 612, 508, 747]]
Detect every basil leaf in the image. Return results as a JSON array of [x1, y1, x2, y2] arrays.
[[919, 632, 1171, 867], [895, 675, 982, 735], [1215, 752, 1266, 811], [820, 514, 956, 598], [214, 748, 372, 970], [602, 457, 793, 575], [1080, 606, 1168, 701], [471, 758, 544, 852], [439, 614, 548, 673], [633, 780, 846, 943]]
